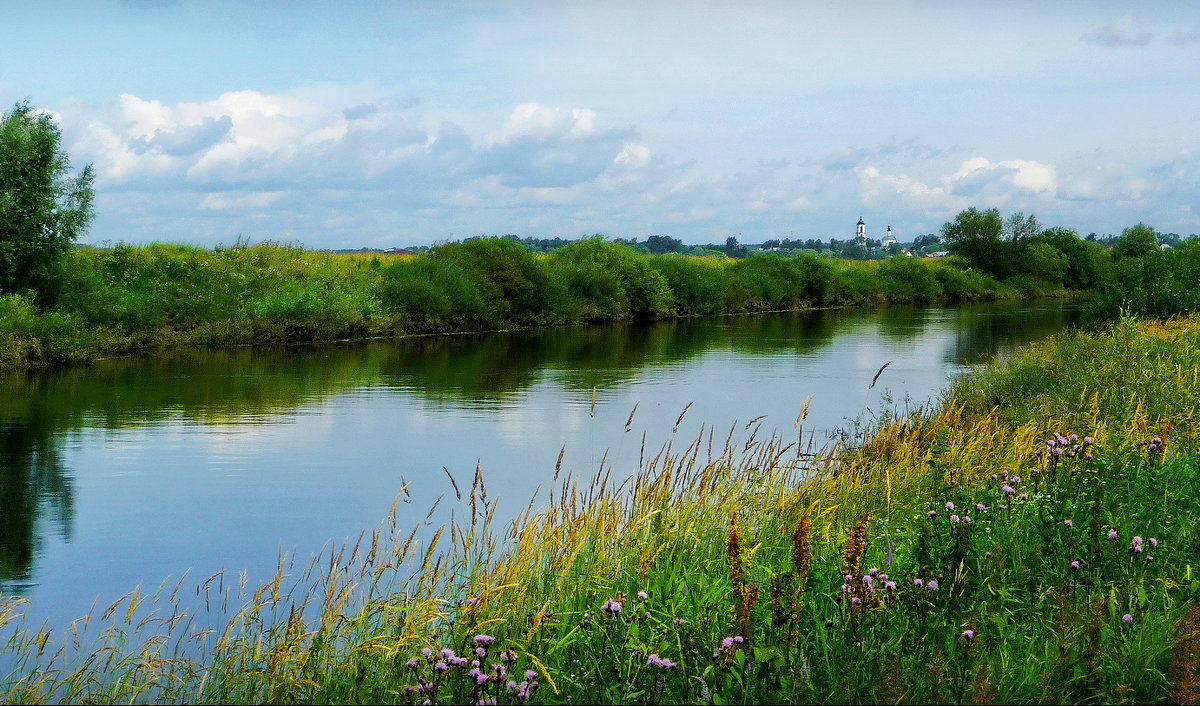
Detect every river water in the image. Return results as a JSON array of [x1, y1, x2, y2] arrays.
[[0, 301, 1085, 630]]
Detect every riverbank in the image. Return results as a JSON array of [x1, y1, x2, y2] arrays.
[[0, 240, 1070, 369], [2, 314, 1197, 703]]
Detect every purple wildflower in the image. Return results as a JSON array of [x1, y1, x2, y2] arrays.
[[963, 515, 972, 524], [976, 503, 986, 511], [927, 580, 939, 591], [885, 581, 897, 590], [407, 658, 420, 668], [1108, 529, 1118, 541], [441, 648, 456, 659], [436, 662, 448, 672], [963, 629, 976, 642], [1123, 614, 1133, 624], [474, 634, 495, 647], [1019, 493, 1029, 501], [851, 597, 862, 606], [946, 502, 955, 511], [1070, 560, 1081, 570], [928, 510, 938, 518], [1064, 519, 1073, 527], [524, 670, 538, 681], [1150, 537, 1158, 547], [950, 514, 961, 523], [913, 578, 924, 587], [1002, 484, 1016, 495], [637, 590, 649, 601], [500, 650, 518, 663], [421, 647, 433, 658], [601, 599, 623, 614]]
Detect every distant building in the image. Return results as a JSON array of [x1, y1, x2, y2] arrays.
[[855, 216, 866, 246], [881, 225, 897, 247]]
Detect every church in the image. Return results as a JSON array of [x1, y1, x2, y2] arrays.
[[855, 217, 897, 247]]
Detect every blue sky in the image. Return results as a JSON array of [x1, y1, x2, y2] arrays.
[[3, 1, 1198, 248]]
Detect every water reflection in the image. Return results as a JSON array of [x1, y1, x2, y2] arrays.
[[0, 301, 1086, 596]]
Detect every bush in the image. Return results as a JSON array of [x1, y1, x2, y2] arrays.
[[552, 238, 675, 318]]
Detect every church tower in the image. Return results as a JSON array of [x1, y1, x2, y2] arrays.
[[882, 224, 896, 247], [856, 216, 866, 245]]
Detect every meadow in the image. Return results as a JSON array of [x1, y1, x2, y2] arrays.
[[0, 238, 1040, 368], [1, 313, 1198, 704]]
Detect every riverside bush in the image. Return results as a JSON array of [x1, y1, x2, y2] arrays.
[[1, 240, 1050, 369]]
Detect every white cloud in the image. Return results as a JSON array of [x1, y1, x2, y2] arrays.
[[1082, 13, 1153, 47], [199, 191, 288, 211]]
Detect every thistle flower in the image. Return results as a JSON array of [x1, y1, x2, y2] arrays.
[[524, 670, 538, 681], [474, 634, 495, 647], [927, 580, 939, 591], [1108, 529, 1118, 541], [851, 597, 862, 606], [963, 515, 972, 524], [1123, 614, 1133, 624], [601, 599, 623, 614], [1019, 493, 1029, 501], [421, 647, 433, 658], [441, 648, 456, 660], [928, 510, 938, 518], [1070, 560, 1081, 570], [950, 514, 960, 523], [637, 590, 648, 601], [1064, 519, 1073, 527], [913, 578, 924, 587], [962, 629, 976, 642], [885, 581, 897, 590], [1002, 485, 1016, 495], [407, 658, 420, 668], [976, 503, 986, 511], [436, 662, 448, 672], [1149, 537, 1158, 547], [946, 502, 955, 511]]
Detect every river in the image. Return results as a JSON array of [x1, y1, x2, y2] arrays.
[[0, 300, 1085, 631]]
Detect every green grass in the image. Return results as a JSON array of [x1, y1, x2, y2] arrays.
[[0, 239, 1055, 369], [3, 315, 1200, 703]]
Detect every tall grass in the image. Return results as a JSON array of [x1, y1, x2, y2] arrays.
[[0, 240, 1056, 369], [2, 315, 1198, 703]]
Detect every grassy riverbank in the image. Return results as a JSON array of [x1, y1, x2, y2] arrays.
[[0, 239, 1056, 368], [2, 315, 1199, 703]]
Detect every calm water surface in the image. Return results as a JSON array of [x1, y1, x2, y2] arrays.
[[0, 301, 1085, 629]]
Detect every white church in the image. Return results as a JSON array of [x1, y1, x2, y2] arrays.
[[855, 217, 897, 247]]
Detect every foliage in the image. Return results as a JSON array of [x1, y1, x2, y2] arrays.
[[942, 207, 1007, 278], [1114, 223, 1160, 259], [0, 102, 94, 300]]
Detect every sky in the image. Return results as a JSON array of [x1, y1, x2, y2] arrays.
[[2, 1, 1199, 248]]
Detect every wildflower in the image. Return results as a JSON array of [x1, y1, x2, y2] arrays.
[[1011, 475, 1021, 484], [474, 646, 487, 658], [475, 672, 491, 685], [885, 581, 897, 590], [962, 629, 976, 642], [733, 636, 745, 644], [441, 648, 456, 660], [927, 580, 939, 591], [1146, 555, 1155, 563], [851, 597, 862, 606], [601, 599, 623, 614], [1153, 437, 1163, 444], [1064, 519, 1073, 527], [638, 590, 649, 601], [421, 647, 433, 658], [436, 662, 448, 672], [1084, 436, 1093, 444], [976, 503, 986, 511], [928, 510, 937, 518], [998, 504, 1007, 510], [913, 578, 924, 587], [407, 657, 420, 668], [1149, 537, 1158, 547], [1132, 536, 1143, 546], [1108, 529, 1118, 541], [647, 654, 678, 668], [1002, 485, 1016, 495], [985, 552, 992, 558], [946, 501, 955, 511], [500, 649, 517, 663], [474, 634, 495, 647], [525, 670, 538, 681], [1070, 560, 1081, 570], [869, 567, 880, 577], [963, 515, 972, 524], [1019, 493, 1029, 501], [506, 681, 517, 691], [721, 637, 735, 649], [1123, 614, 1133, 624]]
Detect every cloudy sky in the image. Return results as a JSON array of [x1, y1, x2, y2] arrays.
[[3, 1, 1198, 248]]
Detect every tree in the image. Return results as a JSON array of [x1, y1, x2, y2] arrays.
[[0, 101, 94, 298], [645, 234, 684, 255], [1004, 212, 1041, 242], [724, 236, 747, 258], [1113, 223, 1158, 258], [941, 207, 1007, 277]]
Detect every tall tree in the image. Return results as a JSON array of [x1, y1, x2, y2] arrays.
[[942, 207, 1008, 277], [0, 101, 94, 299], [1113, 223, 1158, 258]]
